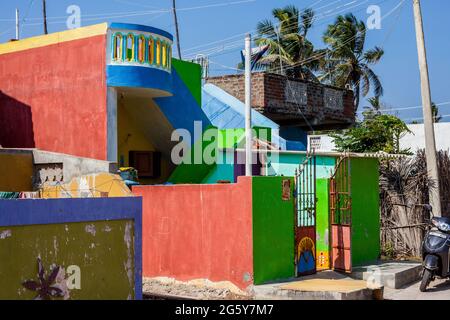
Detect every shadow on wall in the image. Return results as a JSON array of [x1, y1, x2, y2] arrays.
[[0, 91, 35, 148]]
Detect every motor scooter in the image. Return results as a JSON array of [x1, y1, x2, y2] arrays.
[[420, 205, 450, 292]]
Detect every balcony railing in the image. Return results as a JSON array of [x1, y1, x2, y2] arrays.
[[109, 29, 172, 73]]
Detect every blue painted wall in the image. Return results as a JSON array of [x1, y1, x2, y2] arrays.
[[155, 68, 211, 139], [107, 65, 173, 94]]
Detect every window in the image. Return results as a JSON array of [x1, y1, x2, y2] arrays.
[[162, 42, 167, 68], [324, 88, 344, 111], [156, 40, 161, 66], [138, 35, 146, 64], [148, 37, 154, 65], [168, 45, 172, 70], [126, 33, 135, 62], [113, 33, 123, 61]]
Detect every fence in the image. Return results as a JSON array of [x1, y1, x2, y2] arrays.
[[380, 150, 450, 258]]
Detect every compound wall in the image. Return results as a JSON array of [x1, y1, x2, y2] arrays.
[[133, 177, 254, 290], [0, 197, 142, 300]]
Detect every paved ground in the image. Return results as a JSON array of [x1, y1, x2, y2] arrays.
[[280, 278, 369, 293], [384, 278, 450, 300], [254, 271, 381, 300]]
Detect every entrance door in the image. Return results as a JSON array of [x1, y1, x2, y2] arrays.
[[330, 156, 352, 272], [295, 153, 317, 276]]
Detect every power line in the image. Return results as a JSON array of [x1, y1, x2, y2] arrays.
[[267, 0, 399, 76], [378, 101, 450, 113], [266, 0, 392, 75], [404, 114, 450, 122], [183, 0, 348, 56], [1, 0, 257, 23], [186, 0, 389, 61], [172, 0, 182, 59]]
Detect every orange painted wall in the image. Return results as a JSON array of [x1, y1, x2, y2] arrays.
[[0, 35, 107, 160], [132, 177, 254, 290]]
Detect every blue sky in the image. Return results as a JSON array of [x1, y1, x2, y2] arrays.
[[1, 0, 449, 123]]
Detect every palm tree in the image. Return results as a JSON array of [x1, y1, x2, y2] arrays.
[[321, 14, 384, 111], [432, 102, 442, 123], [362, 96, 382, 120], [411, 102, 441, 124], [252, 5, 324, 81]]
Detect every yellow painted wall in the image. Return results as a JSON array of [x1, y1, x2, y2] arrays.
[[41, 172, 132, 198], [0, 23, 107, 55], [0, 153, 33, 192], [118, 99, 155, 169], [117, 97, 172, 184]]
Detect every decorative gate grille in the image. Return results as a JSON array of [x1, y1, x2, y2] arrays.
[[295, 152, 317, 276]]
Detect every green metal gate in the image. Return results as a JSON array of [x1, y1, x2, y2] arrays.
[[295, 152, 317, 276]]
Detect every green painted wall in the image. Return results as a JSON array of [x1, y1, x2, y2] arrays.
[[219, 128, 244, 149], [252, 176, 295, 285], [164, 59, 211, 184], [218, 127, 272, 149], [172, 59, 202, 106], [0, 220, 135, 300], [316, 178, 330, 270], [350, 158, 380, 266], [168, 126, 218, 184]]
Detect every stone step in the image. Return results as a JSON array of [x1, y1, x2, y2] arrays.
[[351, 261, 422, 289]]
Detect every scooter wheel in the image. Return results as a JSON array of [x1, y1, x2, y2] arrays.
[[420, 269, 433, 292]]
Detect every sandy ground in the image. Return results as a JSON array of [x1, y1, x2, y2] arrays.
[[142, 277, 250, 300], [384, 278, 450, 300]]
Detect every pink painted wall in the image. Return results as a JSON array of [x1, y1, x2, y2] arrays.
[[132, 177, 254, 290], [0, 36, 107, 160]]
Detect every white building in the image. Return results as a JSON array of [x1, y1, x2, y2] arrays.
[[400, 123, 450, 152], [307, 123, 450, 153]]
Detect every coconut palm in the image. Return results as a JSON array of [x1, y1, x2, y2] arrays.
[[252, 5, 325, 81], [321, 14, 384, 111], [362, 96, 382, 120], [432, 102, 442, 123]]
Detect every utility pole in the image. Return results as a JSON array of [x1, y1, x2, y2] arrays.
[[15, 9, 19, 40], [42, 0, 48, 34], [172, 0, 182, 59], [413, 0, 441, 216], [245, 34, 252, 176]]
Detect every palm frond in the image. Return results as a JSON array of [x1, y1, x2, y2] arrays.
[[362, 65, 384, 97], [363, 46, 384, 64], [300, 8, 315, 36]]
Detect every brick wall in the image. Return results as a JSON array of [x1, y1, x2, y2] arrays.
[[205, 73, 265, 110], [206, 73, 355, 129]]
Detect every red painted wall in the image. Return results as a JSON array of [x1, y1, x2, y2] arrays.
[[133, 177, 254, 290], [0, 35, 107, 160]]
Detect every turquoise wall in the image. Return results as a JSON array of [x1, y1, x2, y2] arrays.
[[268, 154, 336, 179], [202, 151, 235, 184], [202, 152, 337, 184]]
